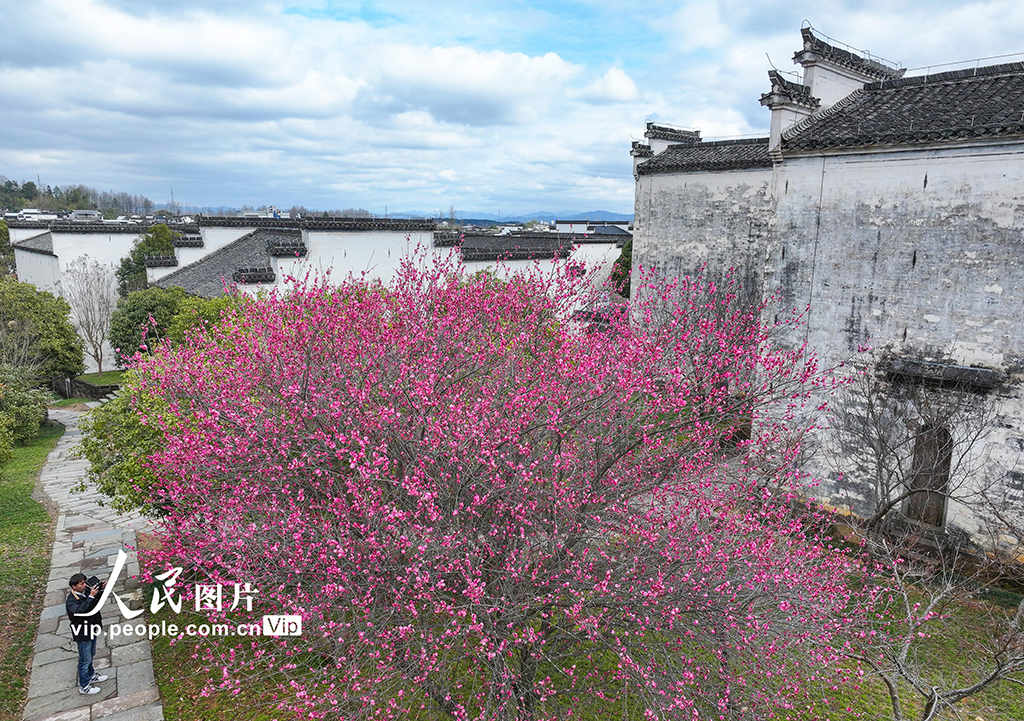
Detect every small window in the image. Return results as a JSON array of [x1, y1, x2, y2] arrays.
[[905, 424, 952, 526]]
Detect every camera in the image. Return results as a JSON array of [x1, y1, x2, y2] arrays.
[[86, 576, 105, 592]]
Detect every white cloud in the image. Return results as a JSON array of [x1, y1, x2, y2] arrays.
[[368, 45, 581, 125], [662, 0, 730, 53], [2, 0, 1024, 214], [573, 67, 640, 104]]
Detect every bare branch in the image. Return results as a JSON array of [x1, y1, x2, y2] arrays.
[[62, 255, 117, 373]]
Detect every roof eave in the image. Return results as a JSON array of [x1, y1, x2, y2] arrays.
[[12, 245, 57, 257], [780, 133, 1024, 157]]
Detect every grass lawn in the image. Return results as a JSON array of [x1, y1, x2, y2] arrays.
[[149, 604, 297, 721], [0, 421, 64, 721], [148, 590, 1024, 721], [77, 370, 125, 386]]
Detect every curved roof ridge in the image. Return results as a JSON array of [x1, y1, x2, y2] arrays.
[[796, 27, 904, 80], [782, 61, 1024, 152], [782, 88, 865, 142], [866, 61, 1024, 90], [637, 139, 772, 175], [12, 231, 54, 255], [667, 137, 769, 150], [154, 229, 261, 291]]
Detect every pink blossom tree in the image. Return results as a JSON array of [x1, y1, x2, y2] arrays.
[[133, 256, 865, 720]]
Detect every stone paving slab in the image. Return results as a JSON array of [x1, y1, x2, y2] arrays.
[[27, 660, 81, 698], [32, 646, 77, 668], [22, 410, 164, 721], [31, 708, 91, 721], [97, 703, 164, 721], [110, 643, 150, 667], [90, 690, 160, 720]]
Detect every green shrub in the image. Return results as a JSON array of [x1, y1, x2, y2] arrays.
[[166, 293, 248, 346], [115, 224, 177, 297], [0, 414, 13, 466], [82, 292, 250, 509], [0, 365, 50, 447], [0, 276, 85, 380], [609, 238, 632, 298], [108, 286, 189, 368], [0, 219, 14, 276], [78, 369, 166, 513]]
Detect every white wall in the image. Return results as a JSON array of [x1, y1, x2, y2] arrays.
[[570, 242, 621, 289], [13, 249, 60, 294], [460, 242, 620, 288], [555, 221, 589, 233], [803, 63, 875, 109], [9, 227, 50, 243], [773, 142, 1024, 369], [12, 237, 121, 374], [50, 232, 138, 273], [636, 140, 1024, 534], [199, 227, 257, 256], [241, 230, 446, 296], [771, 142, 1024, 530], [633, 166, 774, 307]]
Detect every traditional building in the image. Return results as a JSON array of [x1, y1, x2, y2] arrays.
[[10, 215, 627, 370], [631, 27, 1024, 539]]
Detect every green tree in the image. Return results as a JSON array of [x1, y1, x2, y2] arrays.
[[115, 224, 176, 297], [609, 237, 632, 298], [0, 364, 49, 448], [81, 292, 248, 509], [0, 277, 85, 380], [19, 181, 38, 201], [166, 293, 248, 346], [77, 370, 167, 512], [108, 286, 188, 367], [0, 220, 14, 276]]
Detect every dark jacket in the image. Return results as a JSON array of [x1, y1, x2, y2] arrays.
[[66, 590, 103, 641]]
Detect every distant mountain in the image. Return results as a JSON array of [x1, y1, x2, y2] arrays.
[[392, 210, 633, 223], [516, 210, 633, 223]]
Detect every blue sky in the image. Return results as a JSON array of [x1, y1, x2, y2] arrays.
[[2, 0, 1024, 215]]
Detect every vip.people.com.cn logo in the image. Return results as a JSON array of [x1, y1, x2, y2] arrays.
[[77, 550, 304, 638]]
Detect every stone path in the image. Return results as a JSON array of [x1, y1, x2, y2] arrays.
[[22, 410, 165, 721]]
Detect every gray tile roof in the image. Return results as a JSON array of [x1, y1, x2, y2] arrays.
[[783, 62, 1024, 151], [794, 27, 904, 81], [4, 221, 49, 230], [882, 357, 1002, 391], [153, 229, 278, 297], [173, 233, 204, 248], [460, 233, 573, 262], [233, 267, 276, 284], [12, 231, 55, 255], [262, 229, 307, 257], [636, 138, 772, 175], [433, 230, 462, 248], [572, 231, 631, 245], [644, 122, 701, 143], [198, 216, 436, 231], [4, 220, 199, 234], [631, 141, 653, 157], [144, 255, 178, 268]]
